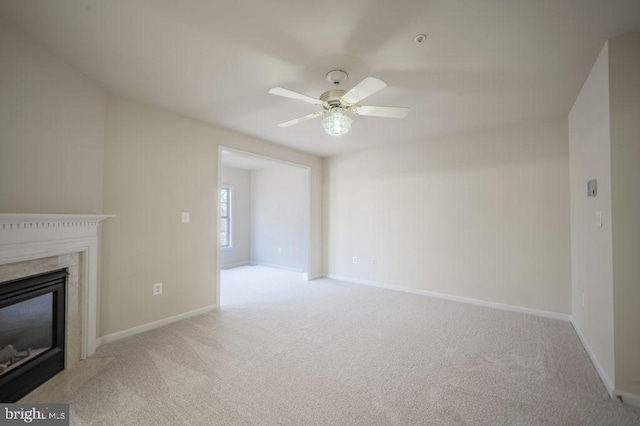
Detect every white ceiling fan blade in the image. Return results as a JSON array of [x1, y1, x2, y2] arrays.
[[354, 105, 409, 118], [278, 111, 325, 127], [341, 77, 387, 104], [269, 87, 323, 105]]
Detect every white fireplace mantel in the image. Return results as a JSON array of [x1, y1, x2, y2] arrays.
[[0, 213, 114, 357]]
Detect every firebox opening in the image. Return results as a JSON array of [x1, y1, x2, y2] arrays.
[[0, 269, 66, 402]]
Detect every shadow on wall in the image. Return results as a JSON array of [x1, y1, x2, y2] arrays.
[[327, 117, 568, 180]]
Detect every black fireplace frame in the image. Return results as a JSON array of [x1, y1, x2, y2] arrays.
[[0, 268, 67, 402]]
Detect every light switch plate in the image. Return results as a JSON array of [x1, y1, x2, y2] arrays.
[[181, 212, 190, 223]]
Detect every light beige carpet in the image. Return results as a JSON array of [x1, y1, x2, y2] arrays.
[[69, 266, 640, 425]]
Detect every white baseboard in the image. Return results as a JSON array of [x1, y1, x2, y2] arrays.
[[227, 261, 313, 281], [249, 261, 303, 273], [220, 261, 250, 270], [570, 317, 615, 397], [326, 274, 572, 322], [613, 389, 640, 408], [97, 304, 217, 347]]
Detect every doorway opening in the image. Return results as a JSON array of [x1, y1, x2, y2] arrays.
[[217, 147, 310, 306]]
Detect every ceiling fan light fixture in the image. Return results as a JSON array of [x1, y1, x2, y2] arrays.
[[322, 108, 352, 136], [270, 72, 408, 135]]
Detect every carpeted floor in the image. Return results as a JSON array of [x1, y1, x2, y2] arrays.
[[69, 265, 640, 425]]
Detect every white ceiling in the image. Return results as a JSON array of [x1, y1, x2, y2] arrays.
[[1, 0, 639, 157]]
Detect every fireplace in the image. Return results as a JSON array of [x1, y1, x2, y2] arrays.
[[0, 269, 67, 402], [0, 213, 112, 399]]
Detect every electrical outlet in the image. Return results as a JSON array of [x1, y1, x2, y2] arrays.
[[352, 256, 358, 264], [372, 259, 378, 265], [153, 282, 163, 296]]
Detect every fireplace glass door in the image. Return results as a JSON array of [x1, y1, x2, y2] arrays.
[[0, 269, 66, 402], [0, 292, 53, 376]]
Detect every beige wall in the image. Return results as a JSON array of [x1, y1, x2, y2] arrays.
[[101, 95, 322, 336], [609, 31, 640, 400], [0, 22, 105, 213], [324, 118, 571, 314], [251, 166, 307, 271], [568, 43, 615, 389], [220, 166, 251, 268], [568, 31, 640, 404]]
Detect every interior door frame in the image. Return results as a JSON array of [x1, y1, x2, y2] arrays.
[[216, 146, 311, 306]]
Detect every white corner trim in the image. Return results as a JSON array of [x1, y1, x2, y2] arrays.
[[326, 274, 572, 322], [301, 272, 324, 281], [613, 389, 640, 408], [570, 317, 615, 397], [97, 304, 217, 346]]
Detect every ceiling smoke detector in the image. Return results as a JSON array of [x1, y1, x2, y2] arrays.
[[414, 34, 427, 43]]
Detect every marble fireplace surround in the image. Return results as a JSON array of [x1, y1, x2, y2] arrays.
[[0, 214, 113, 365]]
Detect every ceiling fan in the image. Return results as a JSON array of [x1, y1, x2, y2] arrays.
[[268, 70, 409, 136]]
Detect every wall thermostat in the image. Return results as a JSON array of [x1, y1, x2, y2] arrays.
[[587, 179, 597, 197]]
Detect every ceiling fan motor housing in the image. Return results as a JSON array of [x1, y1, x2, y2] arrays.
[[320, 89, 347, 109]]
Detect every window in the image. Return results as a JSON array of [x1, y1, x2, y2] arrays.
[[220, 186, 232, 248]]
